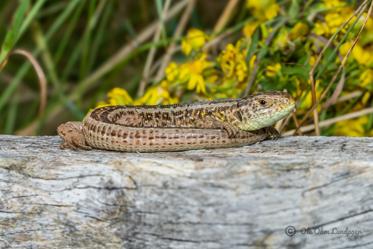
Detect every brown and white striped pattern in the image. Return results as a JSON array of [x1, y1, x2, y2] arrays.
[[83, 114, 270, 152], [58, 91, 295, 152]]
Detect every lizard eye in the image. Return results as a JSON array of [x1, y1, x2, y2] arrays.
[[259, 99, 267, 106]]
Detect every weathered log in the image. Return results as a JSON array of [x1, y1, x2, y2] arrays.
[[0, 135, 372, 249]]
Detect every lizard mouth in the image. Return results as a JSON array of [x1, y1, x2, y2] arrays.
[[260, 104, 294, 128], [275, 103, 295, 121]]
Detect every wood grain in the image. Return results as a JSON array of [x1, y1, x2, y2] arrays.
[[0, 135, 372, 248]]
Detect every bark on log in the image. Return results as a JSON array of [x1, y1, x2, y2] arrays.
[[0, 135, 372, 249]]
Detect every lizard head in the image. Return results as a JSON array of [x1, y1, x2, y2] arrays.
[[236, 91, 295, 131]]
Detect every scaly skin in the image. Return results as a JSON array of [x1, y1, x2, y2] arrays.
[[57, 91, 295, 152]]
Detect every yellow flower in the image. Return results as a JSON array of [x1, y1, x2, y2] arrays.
[[366, 16, 373, 30], [274, 28, 289, 50], [265, 4, 280, 20], [107, 87, 133, 105], [298, 80, 321, 110], [325, 8, 353, 33], [165, 62, 179, 82], [323, 0, 345, 8], [178, 54, 213, 94], [309, 55, 317, 66], [335, 116, 368, 137], [362, 92, 371, 105], [236, 61, 248, 82], [266, 63, 281, 77], [340, 42, 373, 66], [313, 22, 330, 36], [325, 13, 344, 31], [243, 21, 259, 38], [289, 22, 309, 40], [186, 74, 205, 93], [181, 28, 208, 55], [135, 81, 178, 105], [352, 45, 373, 66], [246, 0, 280, 21], [218, 43, 248, 82], [360, 69, 373, 88], [313, 6, 353, 36], [339, 42, 352, 57], [165, 54, 212, 94]]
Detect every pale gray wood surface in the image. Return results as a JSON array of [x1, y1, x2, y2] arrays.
[[0, 135, 372, 249]]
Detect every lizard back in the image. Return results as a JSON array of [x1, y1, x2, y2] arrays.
[[86, 91, 294, 131]]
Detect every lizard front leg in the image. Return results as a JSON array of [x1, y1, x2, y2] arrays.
[[57, 121, 92, 150], [264, 126, 281, 140], [205, 116, 242, 138]]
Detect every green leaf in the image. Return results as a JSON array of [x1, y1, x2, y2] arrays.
[[0, 0, 74, 113], [246, 28, 259, 61], [0, 0, 47, 66], [0, 0, 30, 64], [19, 0, 48, 36], [289, 0, 300, 22], [282, 64, 310, 79]]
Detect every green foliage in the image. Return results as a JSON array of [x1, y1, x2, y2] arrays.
[[0, 0, 372, 136]]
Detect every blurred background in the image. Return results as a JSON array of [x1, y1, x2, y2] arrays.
[[0, 0, 372, 136]]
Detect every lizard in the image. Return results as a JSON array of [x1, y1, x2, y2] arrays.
[[57, 91, 295, 152]]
